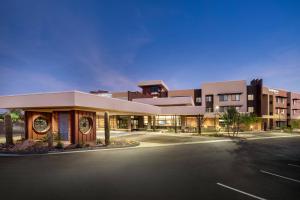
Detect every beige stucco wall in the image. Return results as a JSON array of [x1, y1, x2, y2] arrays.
[[111, 92, 128, 100], [290, 92, 300, 119], [132, 96, 195, 106], [168, 89, 194, 98], [201, 80, 247, 113]]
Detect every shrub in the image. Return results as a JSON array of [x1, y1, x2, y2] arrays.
[[75, 143, 84, 148], [55, 141, 64, 149]]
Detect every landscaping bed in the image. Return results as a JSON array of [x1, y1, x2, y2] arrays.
[[0, 138, 140, 155]]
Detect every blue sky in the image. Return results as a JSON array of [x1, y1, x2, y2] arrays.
[[0, 0, 299, 95]]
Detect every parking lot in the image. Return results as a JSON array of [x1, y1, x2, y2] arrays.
[[1, 134, 300, 199]]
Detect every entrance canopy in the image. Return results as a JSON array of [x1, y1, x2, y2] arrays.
[[0, 91, 204, 116]]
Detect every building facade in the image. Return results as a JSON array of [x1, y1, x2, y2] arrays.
[[0, 79, 299, 144]]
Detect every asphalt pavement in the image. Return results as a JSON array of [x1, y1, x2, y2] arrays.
[[0, 137, 299, 200]]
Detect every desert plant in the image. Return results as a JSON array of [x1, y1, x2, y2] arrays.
[[4, 114, 13, 145], [55, 141, 64, 149], [104, 112, 110, 145]]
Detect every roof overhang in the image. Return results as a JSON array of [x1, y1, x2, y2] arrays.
[[132, 96, 195, 106], [137, 80, 169, 91], [0, 91, 161, 115]]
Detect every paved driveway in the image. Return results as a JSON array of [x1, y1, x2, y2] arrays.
[[0, 137, 300, 200]]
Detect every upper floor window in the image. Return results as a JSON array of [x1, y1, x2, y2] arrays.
[[150, 86, 160, 93], [219, 95, 228, 102], [195, 97, 202, 103], [206, 95, 213, 102], [248, 94, 254, 101], [276, 108, 285, 114], [276, 97, 285, 104], [231, 94, 240, 101]]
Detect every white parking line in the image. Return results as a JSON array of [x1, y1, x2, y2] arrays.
[[260, 170, 300, 183], [216, 183, 267, 200], [288, 164, 300, 168]]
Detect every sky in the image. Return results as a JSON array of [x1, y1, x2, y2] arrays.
[[0, 0, 300, 95]]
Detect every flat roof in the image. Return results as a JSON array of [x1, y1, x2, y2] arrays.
[[0, 91, 204, 115], [137, 80, 169, 91]]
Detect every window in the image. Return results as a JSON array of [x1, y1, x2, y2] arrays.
[[231, 94, 240, 101], [248, 107, 254, 113], [206, 107, 213, 112], [205, 96, 212, 102], [150, 86, 160, 93], [219, 95, 228, 102], [276, 108, 285, 114], [248, 94, 254, 101], [33, 116, 50, 133], [276, 97, 285, 104], [196, 97, 202, 103], [79, 117, 92, 134]]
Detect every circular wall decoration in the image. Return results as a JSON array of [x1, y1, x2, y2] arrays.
[[33, 116, 50, 134], [79, 116, 92, 134]]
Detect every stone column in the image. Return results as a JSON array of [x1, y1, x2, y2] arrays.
[[153, 116, 156, 132], [147, 116, 152, 130], [174, 115, 177, 133], [181, 116, 186, 133], [127, 116, 132, 132]]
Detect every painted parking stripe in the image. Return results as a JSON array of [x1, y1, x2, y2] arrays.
[[288, 164, 300, 168], [260, 170, 300, 183], [216, 182, 267, 200]]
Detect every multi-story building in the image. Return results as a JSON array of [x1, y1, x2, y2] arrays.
[[109, 79, 300, 131], [0, 78, 299, 144]]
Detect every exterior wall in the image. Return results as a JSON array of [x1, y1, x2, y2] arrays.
[[289, 92, 300, 120], [70, 110, 96, 144], [168, 89, 194, 98], [25, 110, 96, 144], [111, 92, 129, 100], [132, 97, 195, 106], [25, 111, 54, 140], [247, 79, 263, 116], [262, 87, 289, 128], [201, 80, 248, 113]]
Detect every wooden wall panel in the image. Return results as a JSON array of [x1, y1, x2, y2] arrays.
[[70, 110, 96, 144], [25, 111, 52, 140]]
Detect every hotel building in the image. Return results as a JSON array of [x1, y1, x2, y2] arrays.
[[0, 79, 299, 144]]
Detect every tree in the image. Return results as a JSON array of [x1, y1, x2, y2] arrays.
[[196, 115, 207, 135], [221, 107, 238, 136], [8, 109, 24, 122], [291, 120, 300, 132], [0, 113, 4, 121], [239, 113, 259, 131], [104, 112, 110, 145]]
